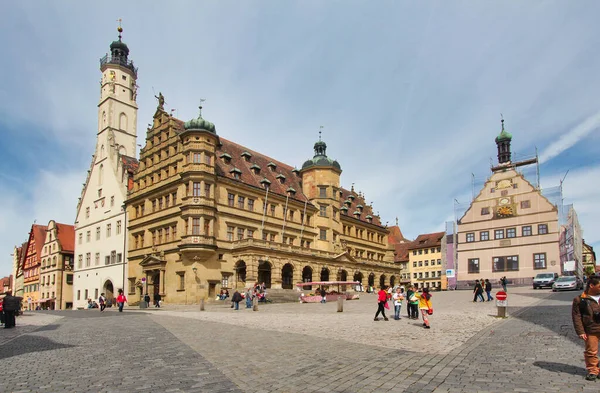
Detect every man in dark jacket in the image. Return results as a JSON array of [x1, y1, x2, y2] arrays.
[[473, 281, 484, 302], [153, 293, 161, 308], [231, 290, 243, 310], [319, 287, 327, 304], [572, 275, 600, 381], [2, 291, 19, 329], [484, 279, 493, 301]]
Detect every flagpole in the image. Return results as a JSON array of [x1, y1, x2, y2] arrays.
[[281, 193, 290, 241], [260, 185, 270, 239], [299, 198, 308, 246]]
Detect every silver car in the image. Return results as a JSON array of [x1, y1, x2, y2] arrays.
[[552, 276, 583, 291]]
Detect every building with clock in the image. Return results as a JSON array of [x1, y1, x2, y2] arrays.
[[456, 120, 561, 287]]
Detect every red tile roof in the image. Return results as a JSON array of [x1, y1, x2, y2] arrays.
[[122, 155, 139, 173], [56, 223, 75, 253], [32, 224, 48, 259], [407, 231, 446, 250], [160, 117, 386, 228], [387, 226, 407, 245]]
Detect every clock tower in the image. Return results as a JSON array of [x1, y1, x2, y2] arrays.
[[495, 118, 512, 165]]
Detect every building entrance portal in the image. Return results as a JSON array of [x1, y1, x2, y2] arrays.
[[152, 272, 160, 295], [258, 261, 272, 288], [282, 263, 293, 289], [103, 280, 114, 301], [302, 266, 313, 290]]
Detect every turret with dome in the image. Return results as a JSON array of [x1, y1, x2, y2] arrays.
[[301, 134, 341, 172], [183, 105, 216, 134], [495, 117, 512, 164]]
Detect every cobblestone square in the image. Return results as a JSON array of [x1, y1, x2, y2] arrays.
[[1, 288, 597, 392]]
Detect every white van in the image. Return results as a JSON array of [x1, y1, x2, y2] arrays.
[[532, 272, 559, 289]]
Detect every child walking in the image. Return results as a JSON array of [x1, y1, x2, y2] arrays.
[[415, 287, 433, 329]]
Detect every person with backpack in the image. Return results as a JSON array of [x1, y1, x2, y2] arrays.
[[374, 286, 389, 321], [116, 289, 127, 312], [98, 293, 106, 312], [2, 291, 20, 328], [484, 279, 494, 301], [414, 287, 433, 329], [500, 276, 508, 292], [573, 275, 600, 381], [231, 290, 243, 310]]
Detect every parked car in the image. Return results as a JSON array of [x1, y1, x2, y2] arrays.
[[533, 272, 559, 289], [552, 276, 584, 291]]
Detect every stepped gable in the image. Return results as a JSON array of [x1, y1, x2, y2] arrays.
[[339, 188, 382, 226], [32, 224, 48, 257], [214, 137, 309, 203], [408, 231, 445, 249], [56, 223, 75, 253]]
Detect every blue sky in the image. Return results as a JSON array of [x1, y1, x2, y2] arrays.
[[1, 1, 599, 277]]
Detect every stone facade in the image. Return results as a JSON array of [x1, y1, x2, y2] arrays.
[[125, 107, 399, 304], [11, 243, 25, 298], [22, 225, 46, 310], [72, 30, 138, 309]]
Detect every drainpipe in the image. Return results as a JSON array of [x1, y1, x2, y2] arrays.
[[122, 204, 127, 295]]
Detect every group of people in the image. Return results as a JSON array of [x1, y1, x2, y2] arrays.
[[374, 285, 433, 329], [1, 291, 21, 329], [230, 282, 268, 310], [472, 278, 496, 302]]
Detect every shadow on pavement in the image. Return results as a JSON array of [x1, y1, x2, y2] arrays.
[[533, 361, 586, 376], [34, 324, 60, 332], [0, 334, 76, 360]]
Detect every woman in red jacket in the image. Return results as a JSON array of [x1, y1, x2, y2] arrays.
[[374, 286, 389, 321]]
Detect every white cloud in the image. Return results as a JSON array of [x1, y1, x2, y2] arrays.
[[539, 110, 600, 164]]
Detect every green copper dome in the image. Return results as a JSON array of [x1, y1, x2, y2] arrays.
[[301, 138, 342, 171], [495, 119, 512, 142], [184, 106, 216, 134]]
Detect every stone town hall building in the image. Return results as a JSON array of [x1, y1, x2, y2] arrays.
[[125, 104, 399, 304]]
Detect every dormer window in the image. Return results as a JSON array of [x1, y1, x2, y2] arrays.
[[357, 204, 364, 212], [292, 168, 300, 176], [267, 162, 277, 171], [353, 210, 361, 218], [241, 151, 252, 162], [345, 199, 352, 207], [366, 214, 373, 224], [276, 174, 286, 184], [340, 206, 348, 215], [250, 164, 261, 175], [260, 178, 271, 189], [230, 167, 242, 180], [349, 194, 356, 201], [286, 187, 296, 196], [339, 190, 343, 197], [219, 153, 232, 164]]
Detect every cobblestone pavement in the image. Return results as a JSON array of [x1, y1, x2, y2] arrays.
[[0, 288, 597, 392]]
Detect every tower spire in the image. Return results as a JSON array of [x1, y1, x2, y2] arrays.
[[117, 18, 123, 41], [495, 114, 513, 165]]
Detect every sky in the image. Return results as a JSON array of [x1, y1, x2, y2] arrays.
[[1, 1, 599, 277]]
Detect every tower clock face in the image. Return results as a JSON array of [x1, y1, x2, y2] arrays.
[[499, 198, 510, 205], [497, 205, 514, 217]]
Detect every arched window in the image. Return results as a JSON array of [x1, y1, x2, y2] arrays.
[[98, 164, 104, 186], [102, 111, 107, 127], [119, 113, 128, 130], [100, 144, 105, 158]]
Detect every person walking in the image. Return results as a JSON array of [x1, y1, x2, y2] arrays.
[[98, 293, 106, 312], [415, 288, 433, 329], [231, 290, 243, 310], [319, 287, 327, 304], [2, 291, 19, 329], [473, 280, 484, 302], [484, 279, 494, 301], [572, 275, 600, 381], [500, 276, 508, 292], [143, 293, 151, 308], [406, 286, 415, 318], [116, 289, 127, 312], [392, 286, 405, 320], [154, 292, 161, 308], [374, 286, 389, 321], [245, 288, 253, 309]]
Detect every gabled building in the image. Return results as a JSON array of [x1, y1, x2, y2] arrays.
[[22, 224, 47, 310], [583, 240, 597, 273], [388, 225, 412, 285], [11, 243, 26, 297], [125, 101, 397, 304], [72, 27, 138, 309], [0, 276, 12, 295], [457, 120, 561, 287], [39, 221, 75, 309], [407, 232, 446, 290]]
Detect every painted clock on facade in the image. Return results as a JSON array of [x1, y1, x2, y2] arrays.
[[497, 205, 514, 217]]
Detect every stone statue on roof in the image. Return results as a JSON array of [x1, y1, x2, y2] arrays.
[[154, 92, 165, 110]]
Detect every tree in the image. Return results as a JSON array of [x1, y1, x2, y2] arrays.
[[584, 265, 595, 277]]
